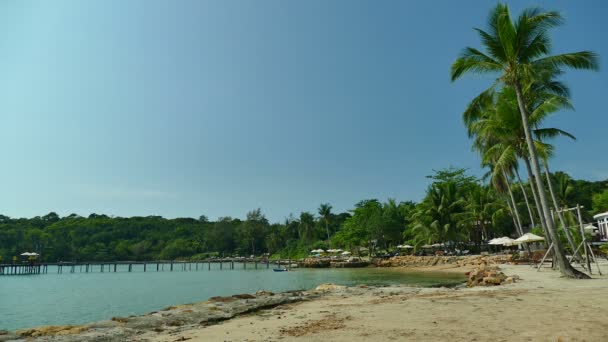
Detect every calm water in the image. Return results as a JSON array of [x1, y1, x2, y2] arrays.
[[0, 264, 464, 331]]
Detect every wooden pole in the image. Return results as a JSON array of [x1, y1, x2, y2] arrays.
[[577, 205, 592, 274]]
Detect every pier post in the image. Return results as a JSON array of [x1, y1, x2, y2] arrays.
[[144, 263, 146, 272], [220, 261, 222, 270], [114, 263, 117, 272], [170, 261, 174, 271], [157, 263, 159, 272], [208, 262, 210, 270]]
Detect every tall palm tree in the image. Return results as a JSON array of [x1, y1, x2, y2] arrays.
[[466, 89, 544, 236], [466, 86, 577, 251], [318, 203, 333, 248], [452, 4, 598, 278]]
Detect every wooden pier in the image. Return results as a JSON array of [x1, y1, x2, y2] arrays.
[[0, 259, 294, 276]]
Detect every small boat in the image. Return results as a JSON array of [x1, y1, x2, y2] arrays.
[[273, 267, 288, 272]]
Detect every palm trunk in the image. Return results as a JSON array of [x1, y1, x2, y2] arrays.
[[502, 168, 524, 236], [543, 159, 578, 258], [523, 158, 552, 246], [513, 82, 587, 279], [515, 169, 536, 229], [502, 169, 532, 255], [505, 199, 522, 236]]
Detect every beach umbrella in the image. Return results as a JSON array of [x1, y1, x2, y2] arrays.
[[501, 238, 517, 246], [341, 251, 351, 255], [20, 252, 32, 256], [514, 233, 545, 244], [397, 245, 413, 249], [431, 243, 444, 248], [421, 244, 432, 248], [488, 237, 509, 245]]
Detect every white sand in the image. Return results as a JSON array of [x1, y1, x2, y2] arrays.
[[146, 263, 608, 342]]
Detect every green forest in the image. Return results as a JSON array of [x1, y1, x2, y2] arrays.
[[1, 168, 606, 263]]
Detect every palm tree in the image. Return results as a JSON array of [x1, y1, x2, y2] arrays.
[[298, 212, 315, 245], [410, 181, 467, 249], [464, 185, 502, 242], [466, 86, 576, 249], [318, 203, 333, 248], [452, 4, 598, 278], [466, 89, 541, 238]]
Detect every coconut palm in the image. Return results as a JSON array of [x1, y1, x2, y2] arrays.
[[410, 181, 467, 249], [451, 4, 598, 278], [466, 89, 540, 234], [318, 203, 333, 248], [463, 184, 503, 242], [466, 86, 576, 245]]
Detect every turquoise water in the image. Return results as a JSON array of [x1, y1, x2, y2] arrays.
[[0, 264, 464, 331]]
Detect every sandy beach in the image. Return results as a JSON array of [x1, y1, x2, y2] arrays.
[[5, 258, 608, 342], [144, 263, 608, 342]]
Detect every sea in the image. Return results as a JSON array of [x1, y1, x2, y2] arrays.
[[0, 263, 464, 331]]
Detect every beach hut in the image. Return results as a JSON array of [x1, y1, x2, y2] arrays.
[[593, 212, 608, 241]]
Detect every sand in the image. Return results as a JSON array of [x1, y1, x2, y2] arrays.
[[145, 263, 608, 342]]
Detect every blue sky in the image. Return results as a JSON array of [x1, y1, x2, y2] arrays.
[[0, 0, 605, 221]]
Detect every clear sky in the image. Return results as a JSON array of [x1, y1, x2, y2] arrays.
[[0, 0, 605, 222]]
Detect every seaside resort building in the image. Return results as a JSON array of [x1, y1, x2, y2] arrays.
[[594, 212, 608, 241]]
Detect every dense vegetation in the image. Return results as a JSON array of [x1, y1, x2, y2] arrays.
[[0, 169, 605, 263]]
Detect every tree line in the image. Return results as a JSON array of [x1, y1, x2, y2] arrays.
[[0, 169, 605, 263]]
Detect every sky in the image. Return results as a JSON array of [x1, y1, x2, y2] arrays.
[[0, 0, 606, 222]]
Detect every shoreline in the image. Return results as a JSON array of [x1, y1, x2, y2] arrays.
[[3, 258, 608, 341]]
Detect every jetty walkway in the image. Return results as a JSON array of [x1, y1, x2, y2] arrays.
[[0, 259, 294, 276]]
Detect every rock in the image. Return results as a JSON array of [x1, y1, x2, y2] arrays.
[[209, 296, 237, 303], [505, 277, 514, 284], [255, 290, 275, 296], [482, 276, 502, 285], [315, 283, 347, 291], [232, 293, 256, 299], [16, 325, 88, 337]]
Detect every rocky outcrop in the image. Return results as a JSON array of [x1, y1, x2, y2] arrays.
[[299, 258, 331, 268], [376, 255, 512, 268], [466, 264, 519, 287], [0, 291, 309, 342], [315, 283, 347, 291]]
